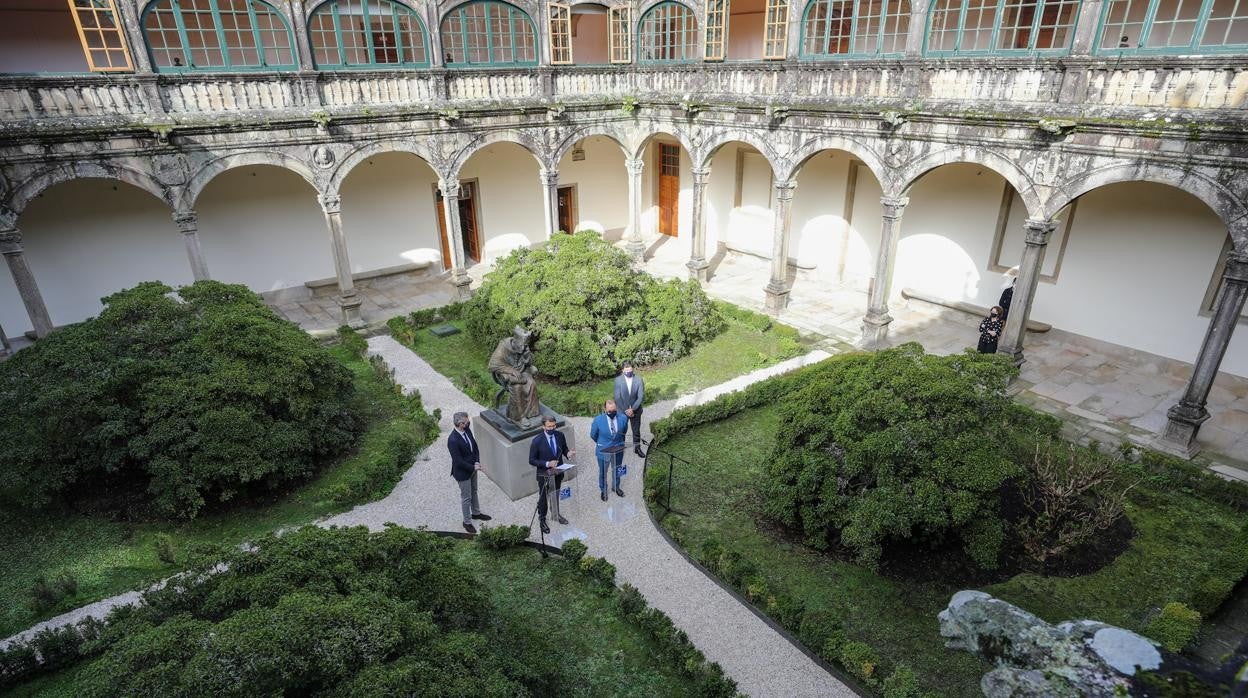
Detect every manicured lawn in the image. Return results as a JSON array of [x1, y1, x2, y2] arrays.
[[648, 404, 1248, 696], [393, 302, 810, 416], [0, 345, 435, 640]]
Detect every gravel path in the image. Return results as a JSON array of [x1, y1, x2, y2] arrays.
[[4, 338, 853, 698]]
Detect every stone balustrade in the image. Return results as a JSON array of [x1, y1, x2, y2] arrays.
[[1, 57, 1245, 127]]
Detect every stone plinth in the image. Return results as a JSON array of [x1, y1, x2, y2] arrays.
[[473, 408, 578, 501]]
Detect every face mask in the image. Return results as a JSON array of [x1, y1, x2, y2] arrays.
[[607, 410, 617, 417], [544, 426, 556, 434], [623, 370, 633, 377]]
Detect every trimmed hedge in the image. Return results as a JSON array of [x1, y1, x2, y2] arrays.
[[0, 281, 361, 519], [463, 231, 725, 383]]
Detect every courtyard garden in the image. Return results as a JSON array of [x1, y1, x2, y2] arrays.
[[2, 526, 737, 696], [645, 344, 1248, 696], [0, 281, 440, 639], [388, 231, 809, 416]]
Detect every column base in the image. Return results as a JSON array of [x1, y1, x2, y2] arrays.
[[996, 345, 1026, 367], [339, 294, 365, 329], [451, 272, 474, 300], [1151, 403, 1210, 460], [860, 311, 893, 349], [687, 257, 710, 283], [626, 238, 646, 263], [763, 282, 789, 315]]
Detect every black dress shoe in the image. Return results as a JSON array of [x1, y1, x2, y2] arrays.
[[539, 519, 550, 534], [614, 487, 625, 497], [471, 513, 492, 521], [556, 515, 569, 525], [463, 523, 477, 534], [634, 446, 646, 458], [601, 491, 608, 502]]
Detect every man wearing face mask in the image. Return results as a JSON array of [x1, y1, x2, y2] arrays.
[[447, 411, 491, 534], [528, 415, 575, 534], [613, 361, 646, 459], [589, 399, 629, 501]]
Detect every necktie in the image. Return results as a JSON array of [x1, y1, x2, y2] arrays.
[[609, 416, 617, 436], [548, 434, 556, 457], [462, 430, 473, 451]]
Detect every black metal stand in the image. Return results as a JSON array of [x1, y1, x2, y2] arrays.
[[528, 475, 551, 559], [640, 438, 688, 519]]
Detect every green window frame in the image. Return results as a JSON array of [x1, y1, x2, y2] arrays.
[[142, 0, 297, 72], [637, 1, 698, 63], [1095, 0, 1248, 54], [309, 0, 429, 68], [800, 0, 909, 58], [440, 0, 538, 67], [923, 0, 1080, 55]]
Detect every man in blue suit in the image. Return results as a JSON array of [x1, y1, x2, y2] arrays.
[[447, 411, 491, 534], [528, 415, 575, 534], [589, 399, 629, 501]]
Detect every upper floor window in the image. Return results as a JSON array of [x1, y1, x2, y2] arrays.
[[925, 0, 1079, 55], [1096, 0, 1248, 53], [142, 0, 297, 71], [309, 0, 429, 68], [440, 0, 538, 66], [638, 1, 698, 62], [801, 0, 909, 57], [70, 0, 135, 72]]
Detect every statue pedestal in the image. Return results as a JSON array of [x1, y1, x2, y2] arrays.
[[473, 406, 578, 501]]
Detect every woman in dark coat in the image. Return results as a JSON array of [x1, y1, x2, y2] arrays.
[[977, 306, 1004, 354]]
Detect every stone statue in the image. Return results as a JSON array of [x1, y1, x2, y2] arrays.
[[939, 590, 1162, 697], [488, 325, 541, 427]]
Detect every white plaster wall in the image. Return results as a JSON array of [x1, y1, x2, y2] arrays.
[[790, 152, 867, 283], [726, 11, 764, 59], [1029, 182, 1247, 378], [460, 142, 544, 261], [571, 11, 609, 64], [704, 144, 740, 253], [556, 135, 628, 235], [4, 179, 191, 333], [196, 166, 334, 292], [640, 136, 694, 254], [0, 8, 89, 73], [339, 152, 444, 272], [894, 163, 1005, 305]]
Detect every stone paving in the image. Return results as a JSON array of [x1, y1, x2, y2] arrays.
[[270, 268, 457, 334], [1, 338, 855, 698]]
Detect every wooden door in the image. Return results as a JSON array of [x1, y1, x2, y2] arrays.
[[657, 143, 680, 237], [557, 185, 576, 234], [435, 181, 482, 269]]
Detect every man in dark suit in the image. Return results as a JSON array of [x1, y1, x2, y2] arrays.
[[448, 411, 491, 534], [613, 361, 646, 458], [528, 415, 575, 534]]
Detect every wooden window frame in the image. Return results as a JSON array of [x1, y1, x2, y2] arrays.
[[549, 1, 573, 64], [68, 0, 134, 72], [704, 0, 728, 60], [142, 0, 298, 72], [763, 0, 790, 58], [308, 0, 430, 69], [1200, 236, 1248, 322], [609, 5, 632, 62], [987, 183, 1076, 284]]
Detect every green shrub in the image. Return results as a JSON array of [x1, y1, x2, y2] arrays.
[[1145, 602, 1202, 652], [560, 538, 588, 563], [797, 608, 843, 652], [1191, 576, 1235, 615], [762, 344, 1022, 570], [839, 640, 880, 681], [336, 325, 369, 358], [578, 555, 617, 587], [463, 231, 724, 383], [29, 573, 77, 613], [475, 524, 531, 549], [617, 583, 647, 616], [882, 663, 922, 698], [154, 534, 177, 565], [0, 281, 361, 519]]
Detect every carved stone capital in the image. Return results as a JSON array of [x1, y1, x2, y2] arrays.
[[1023, 218, 1057, 246], [318, 194, 342, 214], [774, 179, 797, 202], [439, 180, 460, 199], [173, 211, 199, 233], [880, 195, 908, 220], [691, 166, 712, 185], [1225, 251, 1248, 285], [538, 168, 559, 186], [624, 157, 644, 176]]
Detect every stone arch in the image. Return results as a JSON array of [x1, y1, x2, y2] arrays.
[[8, 162, 172, 217], [899, 146, 1043, 219], [631, 128, 697, 162], [637, 0, 702, 22], [452, 131, 545, 180], [330, 140, 438, 192], [437, 0, 541, 28], [783, 134, 890, 191], [700, 131, 781, 175], [1046, 163, 1248, 252], [306, 0, 422, 17], [552, 125, 631, 164], [186, 151, 319, 208]]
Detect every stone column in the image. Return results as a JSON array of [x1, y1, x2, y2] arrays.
[[539, 167, 560, 238], [763, 179, 798, 314], [318, 194, 363, 327], [625, 156, 645, 261], [287, 0, 317, 71], [173, 210, 210, 281], [439, 179, 473, 299], [1154, 251, 1248, 459], [687, 166, 713, 282], [0, 228, 53, 338], [861, 195, 908, 347], [903, 0, 929, 57], [1069, 0, 1105, 55], [997, 218, 1056, 364]]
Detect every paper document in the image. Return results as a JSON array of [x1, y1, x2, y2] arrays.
[[556, 463, 577, 471]]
